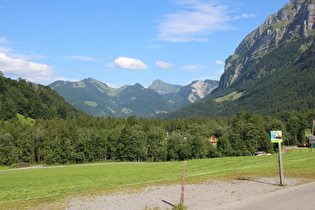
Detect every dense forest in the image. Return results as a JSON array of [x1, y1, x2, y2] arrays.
[[1, 109, 314, 165]]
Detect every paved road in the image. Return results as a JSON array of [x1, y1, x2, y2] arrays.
[[213, 181, 315, 210], [282, 146, 298, 154], [0, 162, 168, 172]]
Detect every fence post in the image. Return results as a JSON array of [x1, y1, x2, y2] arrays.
[[180, 161, 187, 206]]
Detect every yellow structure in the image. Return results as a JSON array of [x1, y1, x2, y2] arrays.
[[208, 135, 218, 146]]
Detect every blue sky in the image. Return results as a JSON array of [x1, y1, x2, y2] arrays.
[[0, 0, 289, 87]]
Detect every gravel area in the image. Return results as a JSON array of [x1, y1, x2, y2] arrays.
[[66, 177, 305, 210]]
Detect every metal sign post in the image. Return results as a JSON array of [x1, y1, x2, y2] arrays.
[[270, 131, 284, 185], [277, 141, 284, 185]]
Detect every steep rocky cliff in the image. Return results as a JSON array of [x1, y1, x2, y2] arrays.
[[166, 0, 315, 119], [218, 0, 315, 91]]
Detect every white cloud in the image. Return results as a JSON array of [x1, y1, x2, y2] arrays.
[[155, 61, 175, 69], [235, 13, 256, 20], [0, 53, 54, 83], [106, 57, 148, 70], [215, 60, 224, 65], [156, 0, 232, 42], [66, 56, 102, 61], [181, 64, 209, 71], [53, 77, 80, 82], [106, 83, 121, 88]]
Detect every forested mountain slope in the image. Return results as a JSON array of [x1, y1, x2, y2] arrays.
[[50, 78, 176, 118], [166, 0, 315, 119], [0, 73, 85, 120], [50, 78, 218, 118]]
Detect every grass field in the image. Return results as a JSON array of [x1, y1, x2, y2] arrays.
[[0, 149, 314, 209], [0, 166, 10, 171], [214, 91, 243, 102]]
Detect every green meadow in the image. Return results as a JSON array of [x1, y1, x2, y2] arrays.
[[0, 149, 314, 209]]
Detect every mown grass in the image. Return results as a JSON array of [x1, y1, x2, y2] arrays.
[[0, 166, 10, 171], [0, 150, 314, 209]]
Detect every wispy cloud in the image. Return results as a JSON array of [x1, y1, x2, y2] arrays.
[[66, 56, 103, 61], [106, 57, 148, 70], [146, 44, 163, 50], [181, 64, 210, 71], [0, 37, 8, 44], [0, 38, 46, 60], [215, 60, 224, 65], [0, 46, 14, 54], [156, 0, 232, 42], [235, 13, 256, 20], [156, 61, 175, 69]]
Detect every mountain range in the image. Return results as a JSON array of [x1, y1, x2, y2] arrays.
[[49, 78, 219, 118], [5, 0, 315, 120]]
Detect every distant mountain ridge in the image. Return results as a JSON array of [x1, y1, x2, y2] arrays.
[[148, 79, 182, 95], [49, 78, 219, 118], [166, 0, 315, 119]]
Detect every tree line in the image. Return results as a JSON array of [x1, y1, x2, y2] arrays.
[[1, 110, 314, 166]]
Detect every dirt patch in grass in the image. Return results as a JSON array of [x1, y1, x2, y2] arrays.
[[13, 162, 30, 168]]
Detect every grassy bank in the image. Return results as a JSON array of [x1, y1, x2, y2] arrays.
[[0, 149, 314, 208]]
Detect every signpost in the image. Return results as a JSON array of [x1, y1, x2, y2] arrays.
[[270, 131, 284, 185]]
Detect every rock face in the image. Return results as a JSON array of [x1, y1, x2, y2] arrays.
[[184, 80, 219, 103], [218, 0, 315, 90], [165, 0, 315, 119], [148, 79, 219, 103]]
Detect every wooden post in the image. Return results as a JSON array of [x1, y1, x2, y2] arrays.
[[312, 120, 314, 151], [312, 119, 314, 137], [180, 161, 187, 206], [278, 142, 284, 185]]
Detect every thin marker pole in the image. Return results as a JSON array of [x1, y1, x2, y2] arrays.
[[180, 161, 187, 206]]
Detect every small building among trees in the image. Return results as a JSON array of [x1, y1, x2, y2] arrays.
[[208, 135, 218, 146]]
